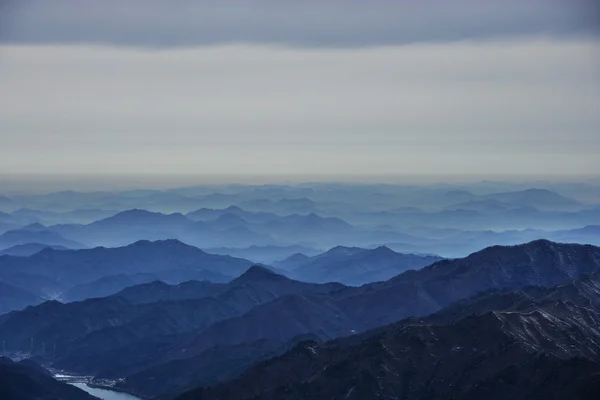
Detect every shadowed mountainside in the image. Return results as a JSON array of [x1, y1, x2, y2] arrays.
[[0, 357, 96, 400], [177, 270, 600, 400]]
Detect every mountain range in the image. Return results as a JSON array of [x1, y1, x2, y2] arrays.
[[0, 266, 344, 391], [0, 243, 69, 257], [1, 181, 600, 399], [114, 240, 600, 398], [2, 188, 600, 259], [279, 245, 443, 285], [203, 244, 321, 264], [0, 239, 253, 304], [0, 240, 597, 398], [179, 270, 600, 400], [0, 238, 448, 315], [0, 229, 85, 251]]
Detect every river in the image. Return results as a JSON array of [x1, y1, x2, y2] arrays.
[[69, 382, 143, 400]]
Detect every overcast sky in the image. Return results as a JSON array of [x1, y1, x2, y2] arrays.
[[0, 0, 599, 181]]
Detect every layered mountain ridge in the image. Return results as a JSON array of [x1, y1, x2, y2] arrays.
[[177, 269, 600, 400]]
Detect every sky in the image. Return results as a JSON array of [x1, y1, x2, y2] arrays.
[[0, 0, 599, 182]]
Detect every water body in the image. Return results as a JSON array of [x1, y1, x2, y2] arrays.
[[69, 382, 143, 400]]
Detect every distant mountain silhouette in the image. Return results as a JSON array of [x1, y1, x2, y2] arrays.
[[0, 196, 13, 205], [44, 208, 283, 248], [0, 211, 15, 222], [319, 245, 366, 257], [444, 198, 522, 212], [283, 245, 442, 285], [236, 198, 318, 214], [20, 222, 47, 231], [10, 208, 119, 226], [186, 208, 358, 249], [551, 225, 600, 245], [210, 226, 276, 247], [443, 189, 476, 203], [0, 229, 85, 251], [272, 252, 311, 270], [229, 265, 287, 284], [481, 188, 581, 210], [0, 239, 252, 307], [93, 209, 190, 228], [0, 281, 42, 314], [0, 243, 69, 257], [205, 245, 320, 264], [46, 209, 196, 247], [208, 213, 249, 230], [277, 213, 352, 231], [187, 206, 264, 222]]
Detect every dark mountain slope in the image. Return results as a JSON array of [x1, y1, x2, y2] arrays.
[[111, 294, 353, 398], [0, 357, 96, 400], [338, 239, 600, 330], [48, 270, 343, 397], [177, 271, 600, 400], [110, 241, 600, 397], [0, 267, 344, 377], [172, 293, 353, 356], [120, 337, 301, 399], [3, 240, 599, 400]]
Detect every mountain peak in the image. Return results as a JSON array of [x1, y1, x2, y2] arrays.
[[525, 238, 555, 246], [116, 208, 155, 216], [286, 253, 310, 262], [523, 188, 553, 194], [128, 239, 194, 249], [231, 265, 287, 284], [23, 222, 46, 231], [370, 245, 396, 256], [322, 245, 364, 257], [108, 209, 186, 220]]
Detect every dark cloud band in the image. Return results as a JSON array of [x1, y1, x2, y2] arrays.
[[1, 0, 598, 48]]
